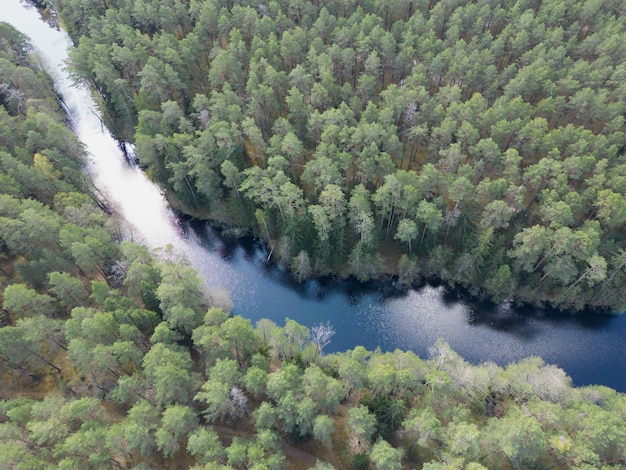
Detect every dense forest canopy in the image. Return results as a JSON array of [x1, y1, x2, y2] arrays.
[[1, 15, 626, 470], [51, 0, 626, 311]]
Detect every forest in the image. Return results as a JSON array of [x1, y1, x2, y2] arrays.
[[1, 6, 626, 469], [47, 0, 626, 311]]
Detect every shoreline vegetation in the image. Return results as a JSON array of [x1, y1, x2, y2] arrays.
[[0, 11, 625, 469], [52, 0, 626, 312]]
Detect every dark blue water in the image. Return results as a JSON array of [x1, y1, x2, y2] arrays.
[[185, 220, 626, 392]]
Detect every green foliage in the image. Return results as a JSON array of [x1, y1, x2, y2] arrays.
[[156, 405, 198, 458], [54, 0, 626, 310], [313, 414, 334, 448], [47, 271, 88, 311], [3, 4, 626, 470], [187, 427, 226, 465], [290, 250, 312, 283], [348, 404, 378, 446], [482, 409, 548, 469], [370, 439, 404, 470], [142, 343, 197, 406], [2, 283, 56, 318], [403, 407, 442, 449], [156, 258, 206, 334], [360, 394, 407, 440], [351, 452, 370, 470]]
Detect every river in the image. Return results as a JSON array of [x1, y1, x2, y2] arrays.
[[4, 0, 626, 392]]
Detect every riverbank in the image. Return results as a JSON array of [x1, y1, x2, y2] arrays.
[[25, 0, 625, 391]]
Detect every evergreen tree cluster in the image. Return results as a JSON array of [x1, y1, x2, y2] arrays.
[[53, 0, 626, 310], [1, 21, 626, 468]]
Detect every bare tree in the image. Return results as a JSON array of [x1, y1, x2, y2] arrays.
[[230, 385, 248, 418], [109, 259, 128, 286], [311, 321, 335, 357]]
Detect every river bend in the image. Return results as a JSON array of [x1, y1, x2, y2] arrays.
[[4, 0, 625, 392]]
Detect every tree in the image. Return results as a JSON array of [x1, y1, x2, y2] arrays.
[[142, 343, 197, 406], [443, 175, 474, 243], [594, 189, 626, 229], [286, 87, 310, 139], [273, 390, 299, 436], [403, 408, 442, 449], [155, 405, 199, 458], [373, 173, 403, 240], [303, 365, 345, 414], [2, 284, 56, 318], [266, 363, 302, 401], [187, 427, 226, 466], [47, 272, 87, 310], [443, 421, 480, 462], [367, 361, 396, 397], [370, 439, 403, 470], [225, 436, 248, 468], [281, 133, 305, 182], [572, 402, 626, 464], [156, 258, 206, 334], [254, 318, 278, 347], [338, 355, 368, 396], [120, 242, 160, 299], [195, 380, 236, 423], [309, 204, 332, 259], [508, 225, 550, 273], [221, 315, 259, 366], [348, 405, 377, 447], [313, 415, 335, 448], [53, 418, 112, 468], [484, 265, 515, 302], [482, 410, 547, 470], [480, 200, 514, 231], [348, 184, 376, 248], [310, 321, 335, 358], [395, 218, 418, 254], [253, 402, 277, 432], [108, 400, 160, 458], [230, 386, 248, 418], [282, 318, 310, 361], [294, 396, 318, 438], [415, 200, 443, 248], [291, 250, 312, 282], [317, 183, 348, 258], [0, 317, 64, 378], [312, 460, 335, 470], [348, 242, 384, 282], [302, 155, 343, 196], [495, 356, 572, 403]]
